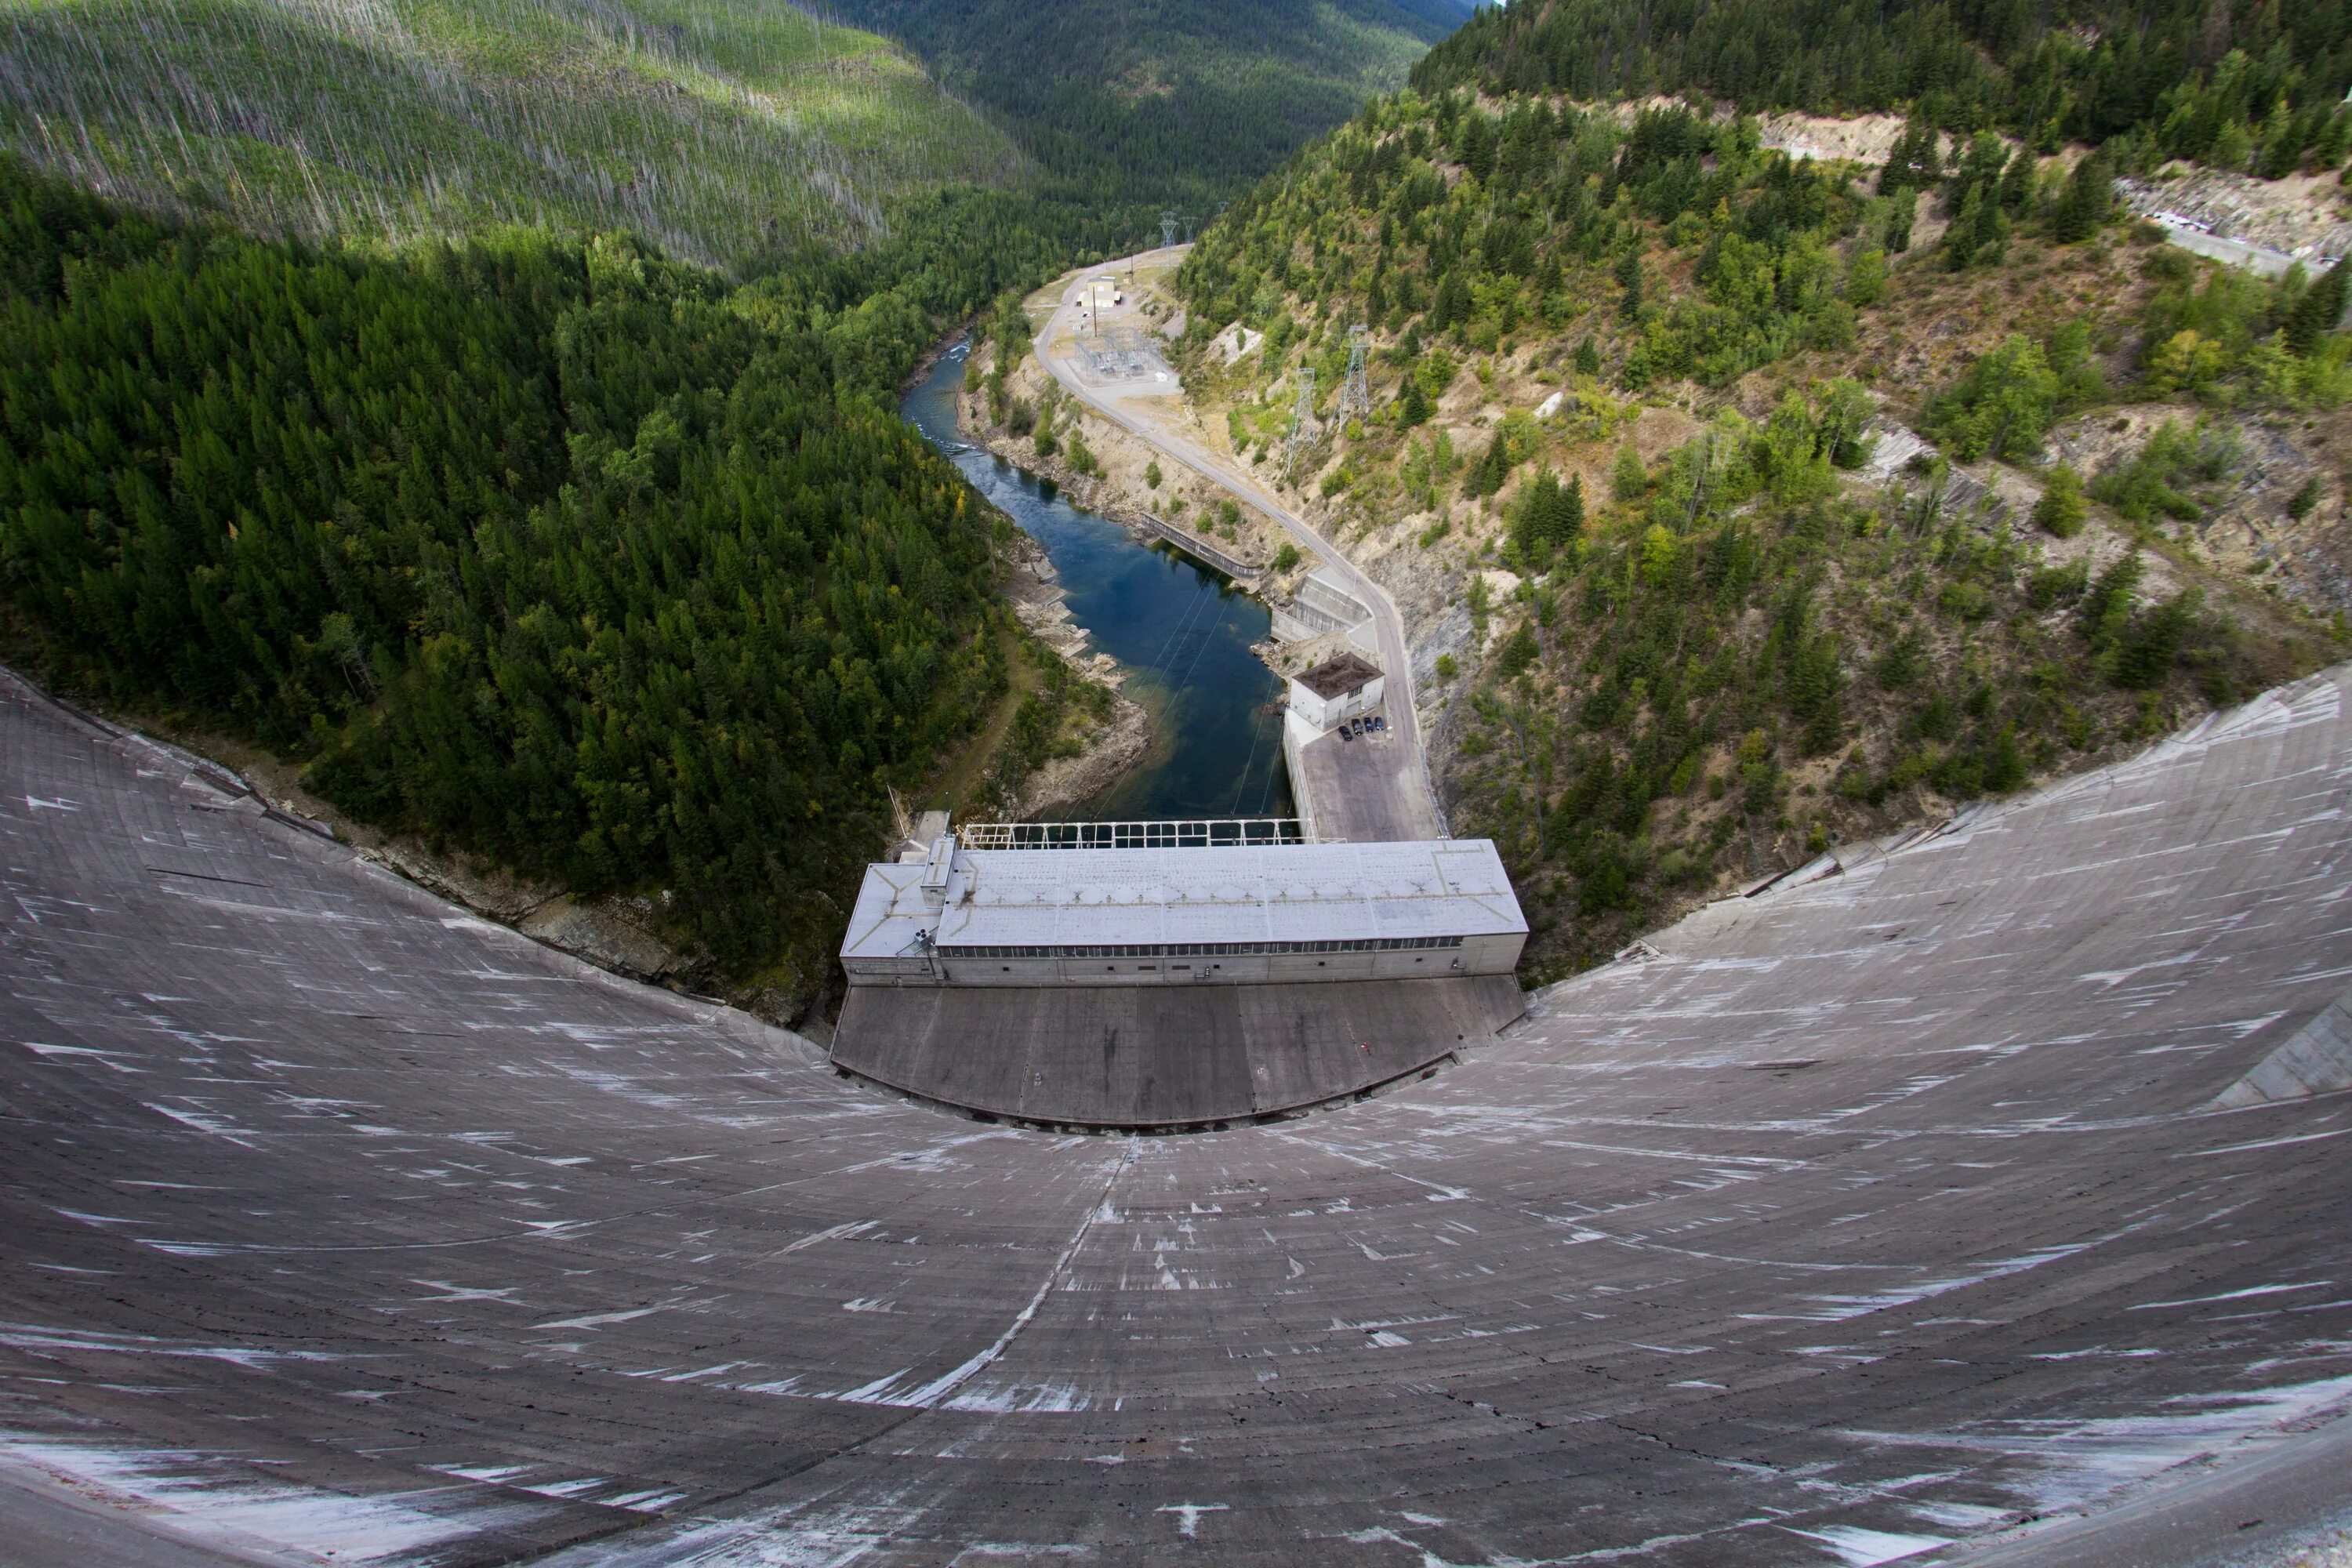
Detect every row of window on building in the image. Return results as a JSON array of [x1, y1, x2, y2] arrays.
[[941, 935, 1468, 960]]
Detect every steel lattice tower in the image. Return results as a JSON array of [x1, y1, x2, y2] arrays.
[[1335, 324, 1373, 426], [1283, 367, 1316, 483], [1160, 211, 1178, 248]]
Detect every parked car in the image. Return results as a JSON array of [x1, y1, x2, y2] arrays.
[[1338, 725, 1352, 742]]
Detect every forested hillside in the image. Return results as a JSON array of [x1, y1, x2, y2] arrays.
[[1173, 86, 2347, 976], [0, 0, 1024, 270], [1417, 0, 2352, 179], [0, 160, 1078, 1007], [0, 0, 1475, 1013], [824, 0, 1473, 205]]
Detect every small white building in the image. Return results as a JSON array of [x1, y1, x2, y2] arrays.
[[1287, 652, 1385, 734]]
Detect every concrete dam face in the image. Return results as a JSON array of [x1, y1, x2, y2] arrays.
[[5, 661, 2352, 1567]]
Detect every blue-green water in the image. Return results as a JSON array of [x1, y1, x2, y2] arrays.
[[902, 342, 1290, 821]]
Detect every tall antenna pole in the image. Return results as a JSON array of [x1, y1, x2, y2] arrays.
[[1336, 324, 1372, 426], [1283, 366, 1316, 484]]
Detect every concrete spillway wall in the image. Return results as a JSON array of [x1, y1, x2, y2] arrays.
[[832, 975, 1524, 1130]]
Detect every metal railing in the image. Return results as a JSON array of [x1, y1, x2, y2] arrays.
[[957, 818, 1308, 851]]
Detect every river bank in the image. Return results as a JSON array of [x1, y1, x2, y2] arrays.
[[987, 529, 1153, 819], [907, 339, 1292, 822], [960, 333, 1319, 604]]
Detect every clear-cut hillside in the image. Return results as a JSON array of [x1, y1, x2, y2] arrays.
[[2, 655, 2350, 1566], [0, 0, 1025, 268]]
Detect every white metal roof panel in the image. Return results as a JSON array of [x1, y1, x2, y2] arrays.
[[840, 839, 1526, 959]]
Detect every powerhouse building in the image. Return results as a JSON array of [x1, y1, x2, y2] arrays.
[[841, 833, 1524, 986], [831, 826, 1530, 1128]]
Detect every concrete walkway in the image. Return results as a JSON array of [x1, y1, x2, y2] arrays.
[[1033, 248, 1446, 841]]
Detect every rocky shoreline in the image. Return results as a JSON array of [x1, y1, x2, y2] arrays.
[[1014, 684, 1152, 818], [964, 312, 1479, 791], [951, 367, 1156, 824]]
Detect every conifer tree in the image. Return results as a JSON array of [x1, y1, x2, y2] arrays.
[[2033, 466, 2088, 538], [2052, 152, 2112, 244], [1456, 113, 1497, 183], [1510, 469, 1556, 561], [1615, 251, 1643, 318], [1612, 443, 1649, 501], [1398, 378, 1432, 428], [2285, 260, 2348, 356], [1997, 146, 2036, 214], [1555, 472, 1586, 546], [1886, 192, 1915, 253]]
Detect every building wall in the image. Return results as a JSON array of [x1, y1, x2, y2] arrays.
[[848, 931, 1524, 988], [1288, 673, 1385, 732]]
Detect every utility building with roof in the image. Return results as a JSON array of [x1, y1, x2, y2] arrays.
[[831, 818, 1527, 1130], [1286, 652, 1385, 735]]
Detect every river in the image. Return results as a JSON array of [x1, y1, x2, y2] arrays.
[[902, 341, 1290, 822]]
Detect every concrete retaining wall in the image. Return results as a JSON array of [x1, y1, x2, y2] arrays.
[[831, 975, 1524, 1129], [1142, 514, 1259, 583]]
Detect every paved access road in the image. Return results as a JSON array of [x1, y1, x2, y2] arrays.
[[1287, 711, 1422, 844], [1033, 249, 1446, 841], [4, 660, 2352, 1566]]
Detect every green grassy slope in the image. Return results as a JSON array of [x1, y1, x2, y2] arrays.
[[0, 0, 1026, 270], [823, 0, 1475, 205]]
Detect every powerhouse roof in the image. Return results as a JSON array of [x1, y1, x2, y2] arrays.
[[1292, 652, 1384, 701], [840, 839, 1525, 960]]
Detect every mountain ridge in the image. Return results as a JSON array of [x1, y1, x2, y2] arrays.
[[821, 0, 1478, 205]]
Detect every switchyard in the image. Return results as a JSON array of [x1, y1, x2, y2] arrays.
[[9, 663, 2352, 1566]]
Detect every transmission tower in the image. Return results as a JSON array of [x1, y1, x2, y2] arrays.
[[1283, 367, 1316, 484], [1160, 210, 1178, 248], [1335, 324, 1373, 426]]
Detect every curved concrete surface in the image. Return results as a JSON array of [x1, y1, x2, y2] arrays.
[[831, 975, 1523, 1131], [4, 660, 2352, 1566]]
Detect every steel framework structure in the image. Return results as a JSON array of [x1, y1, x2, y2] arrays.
[[1282, 366, 1316, 482], [956, 818, 1309, 851], [1336, 324, 1373, 426]]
